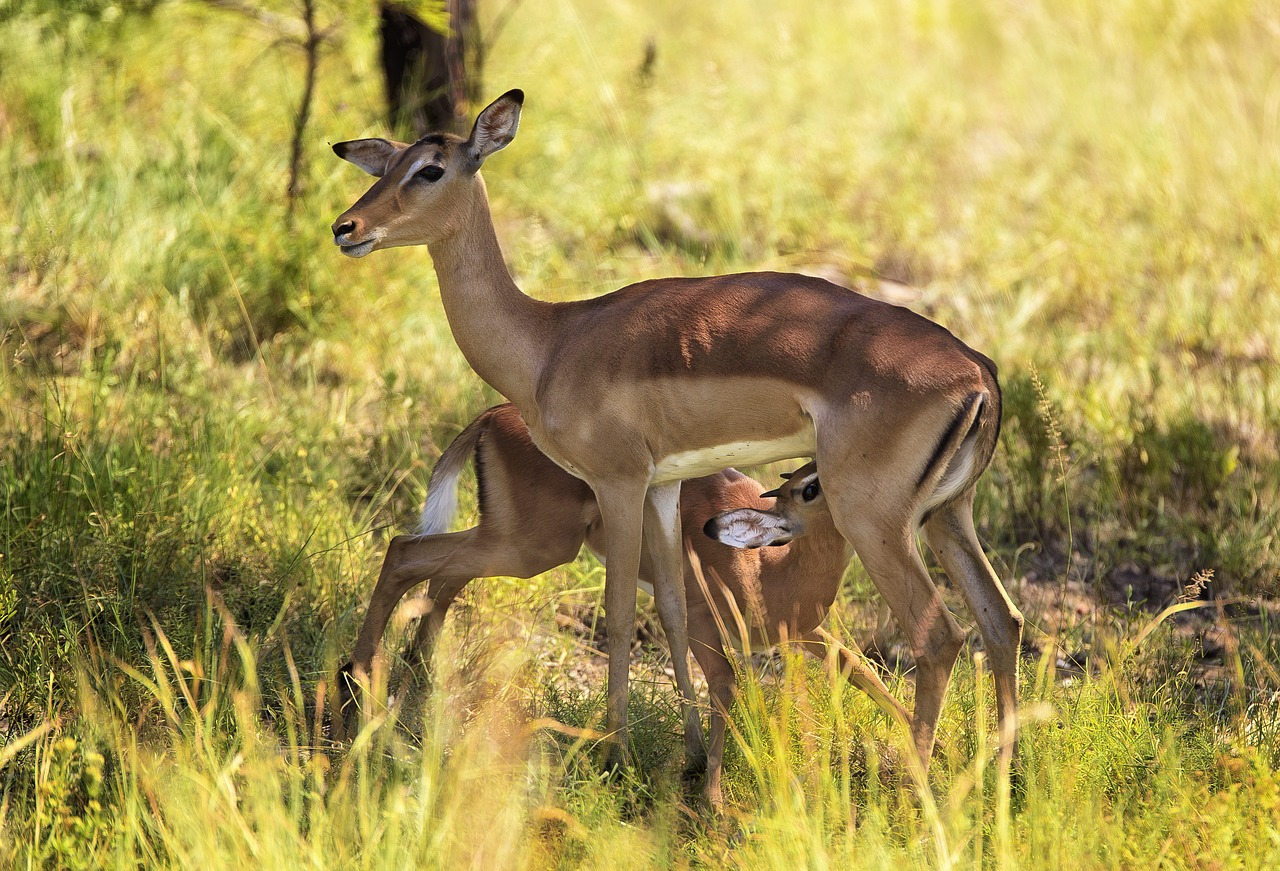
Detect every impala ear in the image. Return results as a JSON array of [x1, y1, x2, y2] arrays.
[[466, 89, 524, 167], [332, 138, 409, 177], [703, 508, 793, 549]]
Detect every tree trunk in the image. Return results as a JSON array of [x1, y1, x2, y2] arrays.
[[379, 0, 476, 137], [286, 0, 321, 219]]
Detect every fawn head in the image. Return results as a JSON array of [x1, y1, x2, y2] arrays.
[[703, 462, 827, 549]]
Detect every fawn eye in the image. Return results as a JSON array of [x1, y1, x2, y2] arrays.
[[802, 480, 821, 502], [417, 165, 445, 183]]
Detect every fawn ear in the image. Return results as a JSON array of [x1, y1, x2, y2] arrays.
[[703, 508, 794, 549], [333, 138, 409, 177], [466, 89, 524, 167]]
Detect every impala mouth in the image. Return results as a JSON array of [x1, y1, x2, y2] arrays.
[[336, 238, 376, 258]]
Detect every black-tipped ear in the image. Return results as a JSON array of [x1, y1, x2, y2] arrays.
[[779, 471, 793, 479], [466, 90, 524, 166], [333, 138, 409, 177]]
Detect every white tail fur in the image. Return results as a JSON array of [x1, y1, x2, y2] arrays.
[[418, 410, 491, 535]]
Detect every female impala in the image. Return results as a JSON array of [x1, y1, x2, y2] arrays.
[[330, 91, 1023, 774], [343, 402, 909, 808]]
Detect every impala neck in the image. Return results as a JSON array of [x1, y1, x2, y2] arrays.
[[427, 178, 550, 406], [788, 518, 853, 577]]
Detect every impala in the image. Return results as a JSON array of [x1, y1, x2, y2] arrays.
[[340, 402, 911, 806], [330, 90, 1023, 773]]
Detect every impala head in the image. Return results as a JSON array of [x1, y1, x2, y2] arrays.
[[703, 462, 826, 549], [330, 89, 524, 257]]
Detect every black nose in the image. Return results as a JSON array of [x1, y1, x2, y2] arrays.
[[702, 516, 719, 539], [333, 220, 356, 237]]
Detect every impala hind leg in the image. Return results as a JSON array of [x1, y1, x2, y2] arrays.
[[644, 481, 707, 769], [338, 527, 575, 740], [337, 529, 482, 740], [402, 575, 472, 678], [849, 533, 962, 775], [922, 491, 1023, 767], [818, 465, 964, 775]]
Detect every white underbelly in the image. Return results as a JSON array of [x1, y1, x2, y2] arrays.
[[652, 430, 816, 483]]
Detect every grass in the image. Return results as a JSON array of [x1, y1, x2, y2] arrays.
[[5, 608, 1279, 867], [2, 0, 1280, 866]]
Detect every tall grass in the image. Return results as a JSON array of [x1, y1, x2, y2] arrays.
[[3, 0, 1280, 865], [4, 605, 1279, 868]]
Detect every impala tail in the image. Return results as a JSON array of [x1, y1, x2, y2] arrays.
[[419, 407, 495, 535]]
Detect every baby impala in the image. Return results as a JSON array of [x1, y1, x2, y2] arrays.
[[339, 403, 907, 809]]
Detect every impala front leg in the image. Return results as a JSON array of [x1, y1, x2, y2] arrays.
[[688, 618, 735, 812], [594, 480, 648, 770], [643, 481, 707, 770]]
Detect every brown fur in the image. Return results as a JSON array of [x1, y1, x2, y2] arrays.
[[341, 404, 909, 808], [330, 91, 1022, 778]]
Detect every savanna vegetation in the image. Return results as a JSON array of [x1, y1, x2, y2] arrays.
[[2, 0, 1279, 866]]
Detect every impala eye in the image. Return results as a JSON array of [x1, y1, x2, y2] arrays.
[[417, 165, 445, 183], [802, 480, 821, 502]]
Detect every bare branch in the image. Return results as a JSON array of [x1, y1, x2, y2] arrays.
[[485, 0, 522, 49], [197, 0, 306, 43]]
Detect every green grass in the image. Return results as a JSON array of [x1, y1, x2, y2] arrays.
[[5, 610, 1280, 868], [2, 0, 1280, 866]]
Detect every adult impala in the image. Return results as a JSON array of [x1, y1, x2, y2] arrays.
[[330, 90, 1024, 773], [342, 402, 910, 807]]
